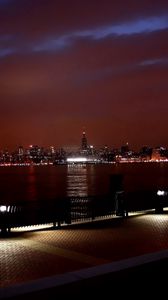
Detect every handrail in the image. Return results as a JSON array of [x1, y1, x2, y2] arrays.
[[1, 190, 168, 235]]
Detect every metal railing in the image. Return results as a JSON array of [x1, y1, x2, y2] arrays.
[[0, 189, 168, 234]]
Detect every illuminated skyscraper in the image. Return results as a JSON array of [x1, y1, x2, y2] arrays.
[[81, 131, 88, 151]]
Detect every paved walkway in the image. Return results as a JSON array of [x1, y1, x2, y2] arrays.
[[1, 211, 168, 298]]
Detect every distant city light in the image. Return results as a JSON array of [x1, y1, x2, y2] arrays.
[[67, 157, 87, 163], [0, 131, 168, 167]]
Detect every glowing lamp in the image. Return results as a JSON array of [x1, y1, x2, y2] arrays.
[[0, 205, 7, 212], [157, 190, 165, 196]]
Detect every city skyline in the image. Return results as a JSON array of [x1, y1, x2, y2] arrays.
[[0, 131, 168, 154], [0, 1, 168, 151]]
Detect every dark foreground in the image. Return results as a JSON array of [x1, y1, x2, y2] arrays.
[[1, 212, 168, 299], [12, 258, 168, 299]]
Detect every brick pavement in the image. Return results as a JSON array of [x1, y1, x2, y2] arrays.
[[1, 211, 168, 298]]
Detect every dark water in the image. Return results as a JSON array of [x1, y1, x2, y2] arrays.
[[0, 163, 168, 204]]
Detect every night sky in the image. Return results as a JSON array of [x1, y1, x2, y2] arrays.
[[0, 0, 168, 151]]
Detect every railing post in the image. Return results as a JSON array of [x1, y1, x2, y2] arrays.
[[109, 174, 127, 217], [91, 197, 95, 220], [115, 191, 127, 217], [65, 197, 71, 224]]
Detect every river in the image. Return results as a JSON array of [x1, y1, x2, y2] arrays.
[[0, 162, 168, 204]]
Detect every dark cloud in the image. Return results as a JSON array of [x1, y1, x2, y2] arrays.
[[0, 0, 168, 150]]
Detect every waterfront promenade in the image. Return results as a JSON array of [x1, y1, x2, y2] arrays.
[[1, 211, 168, 298]]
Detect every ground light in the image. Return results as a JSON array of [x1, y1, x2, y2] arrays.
[[157, 190, 168, 196], [0, 205, 7, 212]]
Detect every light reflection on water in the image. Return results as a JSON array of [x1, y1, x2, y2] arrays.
[[66, 164, 88, 197], [27, 165, 38, 201], [0, 163, 168, 203]]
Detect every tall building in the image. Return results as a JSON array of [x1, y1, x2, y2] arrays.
[[81, 131, 88, 151]]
